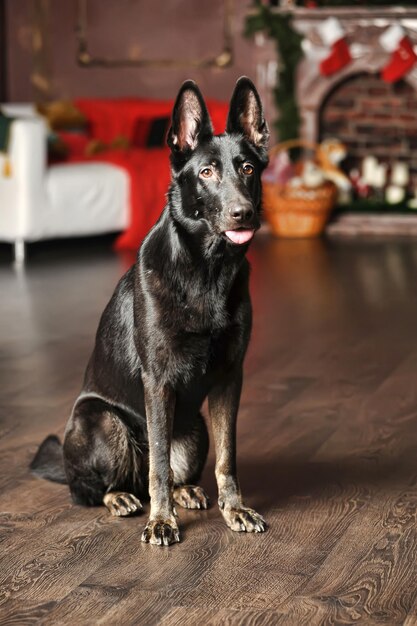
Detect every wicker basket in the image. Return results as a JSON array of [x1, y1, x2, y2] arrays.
[[263, 140, 338, 238]]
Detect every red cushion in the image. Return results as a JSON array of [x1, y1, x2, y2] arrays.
[[58, 131, 89, 158]]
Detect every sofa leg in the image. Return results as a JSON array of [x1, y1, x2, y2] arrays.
[[14, 240, 26, 264]]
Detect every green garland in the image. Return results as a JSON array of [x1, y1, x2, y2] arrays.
[[245, 2, 304, 142]]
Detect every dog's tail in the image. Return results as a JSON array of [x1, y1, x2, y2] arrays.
[[30, 435, 68, 484]]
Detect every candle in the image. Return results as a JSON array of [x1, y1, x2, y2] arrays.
[[373, 164, 387, 189], [391, 162, 409, 187], [386, 185, 405, 204], [362, 156, 378, 186]]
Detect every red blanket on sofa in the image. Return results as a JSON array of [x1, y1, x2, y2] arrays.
[[68, 98, 229, 251]]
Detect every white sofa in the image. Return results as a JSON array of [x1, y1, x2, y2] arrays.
[[0, 104, 129, 262]]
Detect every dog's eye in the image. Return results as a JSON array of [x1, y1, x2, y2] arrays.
[[242, 163, 254, 176], [200, 167, 213, 179]]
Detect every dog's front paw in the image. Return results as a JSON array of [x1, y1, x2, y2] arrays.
[[222, 506, 267, 533], [141, 517, 180, 546], [173, 485, 209, 510]]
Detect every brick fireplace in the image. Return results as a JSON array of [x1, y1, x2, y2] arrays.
[[319, 73, 417, 188], [254, 6, 417, 186]]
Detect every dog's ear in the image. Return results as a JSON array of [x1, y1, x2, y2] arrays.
[[227, 77, 269, 149], [167, 80, 213, 155]]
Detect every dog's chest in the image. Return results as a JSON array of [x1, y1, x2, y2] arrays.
[[155, 310, 237, 389], [173, 328, 235, 395], [171, 313, 231, 378], [180, 293, 229, 334], [139, 259, 246, 384], [175, 265, 234, 332]]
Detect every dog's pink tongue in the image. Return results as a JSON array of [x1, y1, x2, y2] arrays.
[[225, 229, 255, 245]]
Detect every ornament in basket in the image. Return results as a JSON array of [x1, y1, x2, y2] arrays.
[[263, 139, 349, 238]]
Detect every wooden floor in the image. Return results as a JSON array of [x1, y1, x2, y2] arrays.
[[1, 234, 417, 625]]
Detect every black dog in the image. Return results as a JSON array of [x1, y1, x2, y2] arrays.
[[31, 77, 269, 546]]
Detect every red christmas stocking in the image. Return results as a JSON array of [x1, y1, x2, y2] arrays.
[[380, 24, 417, 83], [318, 17, 352, 77]]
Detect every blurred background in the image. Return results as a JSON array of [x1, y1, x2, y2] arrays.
[[4, 0, 246, 101], [2, 0, 417, 257]]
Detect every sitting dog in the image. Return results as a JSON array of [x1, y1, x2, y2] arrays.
[[31, 77, 269, 546]]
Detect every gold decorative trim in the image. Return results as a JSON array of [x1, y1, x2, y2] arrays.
[[76, 0, 234, 69]]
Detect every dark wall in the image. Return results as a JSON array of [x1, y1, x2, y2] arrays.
[[0, 0, 7, 100], [5, 0, 256, 102]]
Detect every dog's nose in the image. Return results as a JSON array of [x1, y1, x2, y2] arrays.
[[229, 206, 254, 222]]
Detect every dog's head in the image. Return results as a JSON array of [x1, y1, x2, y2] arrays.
[[167, 77, 269, 249]]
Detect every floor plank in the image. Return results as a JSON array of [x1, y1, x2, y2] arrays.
[[1, 235, 417, 625]]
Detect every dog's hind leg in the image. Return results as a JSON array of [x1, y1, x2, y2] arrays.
[[64, 397, 147, 516], [171, 412, 210, 510], [103, 491, 143, 517]]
